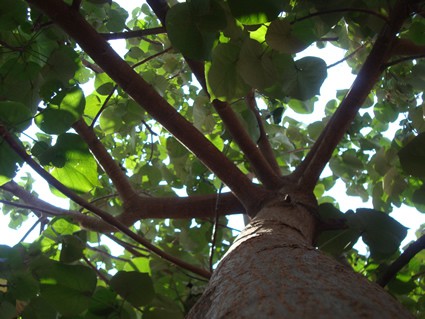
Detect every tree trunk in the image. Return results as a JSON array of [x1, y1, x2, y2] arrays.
[[187, 199, 413, 318]]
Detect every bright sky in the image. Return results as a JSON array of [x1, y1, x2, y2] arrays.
[[1, 1, 424, 255]]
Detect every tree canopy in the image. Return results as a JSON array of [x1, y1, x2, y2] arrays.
[[0, 0, 425, 317]]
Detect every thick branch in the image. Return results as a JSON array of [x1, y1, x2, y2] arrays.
[[293, 0, 411, 190], [0, 181, 115, 232], [377, 234, 425, 287], [146, 0, 283, 190], [27, 0, 261, 212], [73, 119, 138, 203], [72, 119, 245, 221], [0, 125, 211, 278], [100, 27, 166, 40], [119, 192, 245, 224]]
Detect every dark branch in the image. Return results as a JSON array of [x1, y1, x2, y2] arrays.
[[327, 42, 368, 69], [294, 8, 389, 24], [0, 125, 211, 278], [27, 0, 262, 212], [377, 234, 425, 287], [146, 0, 284, 190], [73, 119, 139, 203], [245, 90, 281, 175], [100, 27, 166, 40], [383, 54, 425, 68], [292, 0, 411, 191]]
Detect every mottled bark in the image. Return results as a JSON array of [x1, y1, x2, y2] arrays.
[[188, 201, 413, 318]]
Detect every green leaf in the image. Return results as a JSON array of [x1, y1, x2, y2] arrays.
[[22, 297, 57, 319], [228, 0, 284, 25], [350, 209, 408, 260], [7, 271, 39, 300], [285, 57, 327, 101], [0, 136, 24, 186], [94, 73, 115, 95], [266, 19, 315, 54], [0, 101, 33, 131], [59, 235, 85, 263], [106, 4, 128, 32], [399, 132, 425, 178], [0, 0, 27, 31], [32, 258, 97, 316], [188, 0, 227, 32], [110, 271, 155, 307], [316, 204, 361, 256], [0, 301, 16, 319], [41, 133, 99, 194], [236, 39, 277, 89], [35, 86, 85, 134], [287, 98, 316, 114], [166, 3, 218, 61], [41, 46, 79, 85], [232, 100, 260, 142], [206, 43, 250, 101], [88, 286, 117, 315]]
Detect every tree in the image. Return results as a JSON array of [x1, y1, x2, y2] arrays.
[[0, 0, 425, 317]]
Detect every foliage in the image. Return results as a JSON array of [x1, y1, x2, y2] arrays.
[[0, 0, 425, 317]]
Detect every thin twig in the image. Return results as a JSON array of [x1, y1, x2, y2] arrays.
[[293, 8, 389, 25], [245, 90, 281, 175], [0, 125, 212, 278], [105, 233, 149, 257], [90, 47, 171, 128], [19, 218, 42, 243], [209, 183, 223, 272], [383, 54, 425, 68], [327, 42, 368, 69], [83, 255, 110, 283], [292, 0, 411, 191]]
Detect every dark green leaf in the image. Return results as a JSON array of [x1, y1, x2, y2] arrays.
[[22, 297, 57, 319], [0, 136, 24, 186], [35, 86, 85, 134], [31, 258, 97, 316], [0, 101, 33, 131], [350, 209, 408, 260], [286, 57, 327, 101], [110, 271, 155, 307], [228, 0, 284, 25], [0, 301, 16, 319], [7, 272, 39, 300], [316, 204, 361, 256], [0, 0, 27, 30], [166, 3, 218, 60], [266, 19, 315, 54], [399, 132, 425, 178], [237, 39, 277, 89], [206, 43, 250, 101], [60, 235, 85, 263]]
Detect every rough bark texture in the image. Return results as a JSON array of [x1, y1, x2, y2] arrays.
[[188, 203, 413, 318]]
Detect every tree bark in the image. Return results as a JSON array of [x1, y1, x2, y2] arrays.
[[187, 200, 413, 318]]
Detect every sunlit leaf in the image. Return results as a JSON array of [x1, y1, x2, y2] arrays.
[[35, 86, 85, 134]]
